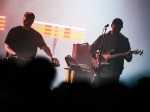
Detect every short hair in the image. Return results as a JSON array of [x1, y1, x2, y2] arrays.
[[24, 12, 35, 19], [112, 18, 123, 28]]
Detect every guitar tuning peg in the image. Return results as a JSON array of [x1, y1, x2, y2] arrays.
[[139, 50, 144, 55], [140, 50, 145, 57]]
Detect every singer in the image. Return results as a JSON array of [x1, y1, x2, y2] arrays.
[[90, 18, 133, 88]]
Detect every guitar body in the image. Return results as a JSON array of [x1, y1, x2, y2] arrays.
[[91, 52, 110, 69], [91, 49, 143, 70]]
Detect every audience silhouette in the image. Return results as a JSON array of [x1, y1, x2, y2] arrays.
[[0, 57, 56, 111], [0, 57, 150, 111]]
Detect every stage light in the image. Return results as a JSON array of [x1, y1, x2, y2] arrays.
[[0, 16, 6, 19], [0, 16, 6, 31], [32, 21, 85, 42]]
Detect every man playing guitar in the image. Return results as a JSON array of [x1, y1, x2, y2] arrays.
[[90, 18, 133, 87]]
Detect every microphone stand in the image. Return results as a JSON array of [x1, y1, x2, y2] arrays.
[[91, 25, 108, 85], [98, 26, 108, 63]]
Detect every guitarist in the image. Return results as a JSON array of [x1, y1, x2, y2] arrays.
[[90, 18, 133, 87]]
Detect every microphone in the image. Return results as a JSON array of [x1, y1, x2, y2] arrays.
[[104, 24, 109, 27]]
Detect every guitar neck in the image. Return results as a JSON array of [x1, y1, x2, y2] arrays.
[[108, 52, 128, 59]]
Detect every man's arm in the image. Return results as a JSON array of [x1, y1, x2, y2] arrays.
[[5, 43, 17, 55], [42, 44, 55, 59], [124, 38, 133, 62], [42, 44, 60, 67]]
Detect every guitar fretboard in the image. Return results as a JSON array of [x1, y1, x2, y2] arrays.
[[108, 52, 129, 59]]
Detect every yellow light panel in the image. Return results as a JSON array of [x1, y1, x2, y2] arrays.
[[0, 27, 4, 30], [0, 20, 5, 23], [32, 21, 85, 42], [0, 24, 5, 27], [0, 16, 6, 31], [0, 16, 6, 19]]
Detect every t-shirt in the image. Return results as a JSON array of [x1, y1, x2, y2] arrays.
[[5, 26, 46, 59]]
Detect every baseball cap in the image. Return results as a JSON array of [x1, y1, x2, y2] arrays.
[[112, 18, 123, 28]]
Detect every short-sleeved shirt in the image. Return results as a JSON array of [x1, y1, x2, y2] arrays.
[[5, 26, 46, 59]]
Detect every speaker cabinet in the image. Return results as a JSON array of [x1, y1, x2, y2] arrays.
[[72, 43, 91, 65], [72, 43, 94, 83]]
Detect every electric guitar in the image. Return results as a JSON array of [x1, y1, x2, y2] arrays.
[[91, 49, 143, 69]]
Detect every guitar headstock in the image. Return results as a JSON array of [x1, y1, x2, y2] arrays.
[[133, 49, 144, 55]]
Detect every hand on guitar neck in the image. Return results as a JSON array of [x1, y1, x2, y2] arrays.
[[126, 50, 133, 58]]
